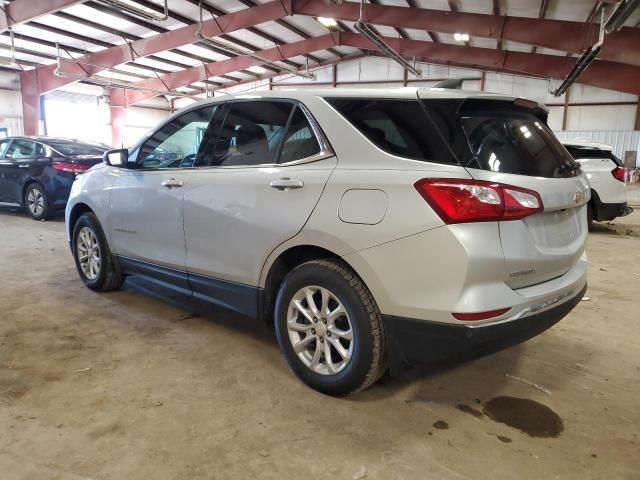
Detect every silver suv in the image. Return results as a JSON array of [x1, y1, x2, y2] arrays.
[[66, 89, 589, 395]]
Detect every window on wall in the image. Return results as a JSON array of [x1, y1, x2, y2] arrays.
[[138, 105, 218, 169]]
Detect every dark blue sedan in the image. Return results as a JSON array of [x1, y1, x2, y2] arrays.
[[0, 137, 107, 220]]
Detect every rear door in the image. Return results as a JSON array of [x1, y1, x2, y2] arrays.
[[442, 97, 589, 288], [183, 100, 336, 314]]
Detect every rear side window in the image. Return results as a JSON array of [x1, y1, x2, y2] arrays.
[[212, 101, 294, 166], [5, 139, 36, 160], [326, 98, 458, 165], [279, 106, 321, 163]]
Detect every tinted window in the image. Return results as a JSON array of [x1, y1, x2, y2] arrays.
[[278, 107, 321, 163], [462, 112, 579, 178], [0, 139, 10, 158], [326, 98, 457, 165], [565, 146, 622, 166], [212, 101, 293, 166], [5, 139, 36, 160], [139, 105, 218, 169]]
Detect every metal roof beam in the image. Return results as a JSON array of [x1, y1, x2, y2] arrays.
[[110, 34, 340, 107], [340, 32, 640, 95], [26, 0, 290, 94], [291, 0, 640, 67], [0, 0, 85, 32]]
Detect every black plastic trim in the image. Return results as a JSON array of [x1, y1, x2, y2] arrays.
[[115, 256, 261, 319], [382, 283, 587, 373]]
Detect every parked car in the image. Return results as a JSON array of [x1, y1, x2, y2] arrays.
[[66, 89, 589, 395], [562, 140, 632, 229], [0, 136, 107, 220]]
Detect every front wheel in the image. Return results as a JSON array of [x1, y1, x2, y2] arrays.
[[72, 212, 123, 292], [274, 259, 386, 395], [24, 183, 53, 220]]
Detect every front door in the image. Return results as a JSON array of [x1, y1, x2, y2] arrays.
[[108, 104, 219, 289], [182, 101, 337, 315], [0, 139, 38, 205]]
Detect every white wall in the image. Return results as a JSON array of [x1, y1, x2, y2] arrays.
[[0, 71, 23, 136]]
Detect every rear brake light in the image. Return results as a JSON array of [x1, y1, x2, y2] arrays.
[[452, 308, 510, 321], [414, 178, 543, 224], [611, 166, 625, 182], [52, 161, 90, 174]]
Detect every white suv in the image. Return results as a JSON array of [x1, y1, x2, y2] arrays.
[[66, 89, 589, 395], [562, 140, 631, 228]]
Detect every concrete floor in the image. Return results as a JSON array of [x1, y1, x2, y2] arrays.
[[1, 203, 639, 480]]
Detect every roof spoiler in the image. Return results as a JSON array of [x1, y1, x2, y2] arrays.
[[433, 79, 465, 89]]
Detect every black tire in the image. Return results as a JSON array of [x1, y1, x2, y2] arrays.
[[24, 183, 53, 220], [72, 212, 123, 292], [274, 259, 386, 396], [587, 203, 594, 231]]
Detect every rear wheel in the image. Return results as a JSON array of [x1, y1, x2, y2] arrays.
[[72, 212, 123, 292], [24, 183, 52, 220], [274, 259, 386, 395]]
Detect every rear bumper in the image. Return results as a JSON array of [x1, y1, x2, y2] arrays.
[[594, 200, 632, 221], [383, 283, 586, 372]]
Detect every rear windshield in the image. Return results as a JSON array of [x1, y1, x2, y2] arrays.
[[47, 141, 107, 156], [326, 97, 579, 178], [564, 145, 622, 166]]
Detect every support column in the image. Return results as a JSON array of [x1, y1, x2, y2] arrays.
[[562, 87, 570, 131], [110, 105, 126, 148], [19, 70, 40, 136]]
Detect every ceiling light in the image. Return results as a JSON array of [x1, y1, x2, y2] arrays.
[[317, 17, 338, 28], [248, 65, 266, 74], [454, 33, 470, 42]]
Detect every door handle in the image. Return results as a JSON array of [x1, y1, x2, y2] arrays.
[[18, 164, 30, 168], [270, 178, 304, 191], [161, 178, 184, 188]]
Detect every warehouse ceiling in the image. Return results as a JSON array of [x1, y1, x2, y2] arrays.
[[1, 0, 639, 106]]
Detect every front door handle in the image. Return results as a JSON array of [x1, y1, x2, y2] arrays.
[[161, 178, 184, 188], [18, 164, 30, 169], [270, 178, 304, 191]]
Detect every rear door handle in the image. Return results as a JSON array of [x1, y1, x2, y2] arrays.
[[18, 164, 30, 168], [161, 178, 184, 188], [270, 178, 304, 191]]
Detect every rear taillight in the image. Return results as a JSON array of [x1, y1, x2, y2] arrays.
[[611, 166, 625, 183], [414, 179, 543, 224], [52, 161, 90, 174], [452, 308, 510, 321]]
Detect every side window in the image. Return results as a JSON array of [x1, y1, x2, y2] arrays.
[[138, 105, 218, 169], [212, 101, 294, 166], [5, 139, 36, 160], [35, 143, 47, 158], [278, 107, 321, 163], [0, 139, 10, 159]]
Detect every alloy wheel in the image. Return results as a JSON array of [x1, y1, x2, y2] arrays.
[[26, 187, 44, 217], [76, 227, 101, 280], [287, 285, 354, 375]]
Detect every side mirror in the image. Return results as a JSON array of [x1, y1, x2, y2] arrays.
[[103, 148, 130, 168]]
